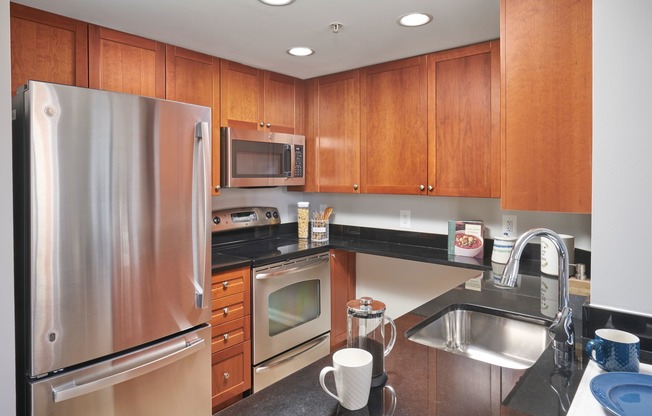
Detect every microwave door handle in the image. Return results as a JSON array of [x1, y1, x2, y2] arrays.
[[282, 144, 292, 177], [192, 122, 210, 309]]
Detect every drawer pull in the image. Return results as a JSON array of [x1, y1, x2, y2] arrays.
[[223, 307, 229, 315], [223, 372, 230, 380], [223, 333, 229, 341], [222, 281, 229, 289]]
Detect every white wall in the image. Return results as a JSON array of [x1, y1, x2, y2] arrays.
[[1, 0, 16, 414], [215, 190, 592, 250], [591, 1, 652, 316]]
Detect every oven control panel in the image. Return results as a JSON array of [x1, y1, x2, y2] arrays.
[[212, 206, 280, 232]]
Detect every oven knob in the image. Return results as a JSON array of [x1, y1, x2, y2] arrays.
[[265, 211, 272, 219], [272, 211, 279, 219], [213, 216, 220, 225]]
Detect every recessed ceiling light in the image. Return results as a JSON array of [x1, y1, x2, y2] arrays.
[[398, 13, 433, 27], [287, 47, 314, 57], [258, 0, 295, 5]]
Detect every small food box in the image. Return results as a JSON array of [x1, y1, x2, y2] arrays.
[[448, 220, 485, 259]]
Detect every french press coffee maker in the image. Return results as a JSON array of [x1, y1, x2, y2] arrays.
[[347, 297, 397, 387]]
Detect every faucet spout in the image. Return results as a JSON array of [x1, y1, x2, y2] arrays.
[[499, 228, 574, 367]]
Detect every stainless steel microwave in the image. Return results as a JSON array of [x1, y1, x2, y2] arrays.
[[220, 127, 305, 188]]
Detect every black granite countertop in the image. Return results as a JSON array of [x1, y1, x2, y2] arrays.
[[211, 224, 603, 415], [215, 270, 593, 416]]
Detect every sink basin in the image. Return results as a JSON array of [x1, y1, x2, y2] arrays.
[[406, 304, 552, 369]]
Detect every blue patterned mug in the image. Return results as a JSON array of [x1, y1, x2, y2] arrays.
[[586, 328, 640, 372]]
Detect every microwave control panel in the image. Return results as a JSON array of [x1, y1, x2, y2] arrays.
[[294, 145, 304, 178]]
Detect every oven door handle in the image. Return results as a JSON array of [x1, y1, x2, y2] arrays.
[[254, 333, 329, 374], [255, 256, 329, 280]]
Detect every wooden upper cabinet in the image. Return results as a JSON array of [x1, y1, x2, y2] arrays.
[[361, 56, 428, 195], [427, 40, 500, 198], [165, 46, 221, 195], [89, 25, 165, 98], [10, 3, 88, 95], [501, 0, 592, 213], [220, 60, 302, 133], [315, 70, 361, 193]]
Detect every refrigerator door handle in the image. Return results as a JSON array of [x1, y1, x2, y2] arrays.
[[52, 337, 206, 403], [192, 122, 211, 309]]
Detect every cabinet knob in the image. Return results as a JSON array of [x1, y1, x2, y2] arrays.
[[223, 333, 229, 341], [223, 372, 230, 380], [214, 185, 221, 192], [259, 121, 265, 127], [223, 307, 229, 315], [222, 281, 229, 289], [266, 122, 271, 128], [428, 185, 433, 192], [353, 184, 359, 190], [420, 184, 425, 191]]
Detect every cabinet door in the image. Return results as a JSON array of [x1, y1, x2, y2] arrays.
[[166, 46, 221, 195], [501, 0, 592, 212], [89, 25, 165, 98], [316, 70, 361, 193], [361, 56, 428, 195], [264, 71, 301, 134], [330, 250, 356, 350], [220, 60, 264, 131], [428, 41, 500, 197], [10, 3, 88, 95]]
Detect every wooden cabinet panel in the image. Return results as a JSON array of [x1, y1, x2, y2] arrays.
[[330, 250, 356, 350], [361, 56, 428, 195], [315, 70, 361, 193], [428, 41, 500, 197], [211, 266, 250, 296], [10, 3, 88, 95], [165, 46, 221, 195], [220, 60, 263, 131], [211, 291, 250, 327], [211, 340, 252, 409], [211, 317, 250, 353], [220, 60, 302, 133], [89, 25, 165, 98], [501, 0, 592, 212]]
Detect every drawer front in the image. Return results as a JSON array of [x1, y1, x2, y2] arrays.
[[211, 340, 252, 407], [211, 291, 250, 326], [211, 317, 250, 353], [211, 267, 250, 299]]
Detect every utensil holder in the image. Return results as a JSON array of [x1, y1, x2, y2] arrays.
[[311, 219, 329, 242]]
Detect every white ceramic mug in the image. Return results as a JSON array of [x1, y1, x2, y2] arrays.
[[491, 236, 517, 264], [320, 348, 373, 410], [541, 234, 575, 275]]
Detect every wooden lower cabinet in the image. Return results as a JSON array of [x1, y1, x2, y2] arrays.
[[211, 266, 251, 412], [330, 250, 356, 350]]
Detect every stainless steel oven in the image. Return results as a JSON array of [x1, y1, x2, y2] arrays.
[[252, 253, 331, 392]]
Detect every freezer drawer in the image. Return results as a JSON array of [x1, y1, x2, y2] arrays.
[[29, 325, 211, 416]]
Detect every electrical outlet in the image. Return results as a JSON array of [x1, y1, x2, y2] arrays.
[[502, 215, 517, 237], [400, 210, 411, 228]]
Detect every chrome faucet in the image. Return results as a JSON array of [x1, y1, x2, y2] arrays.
[[500, 228, 574, 367]]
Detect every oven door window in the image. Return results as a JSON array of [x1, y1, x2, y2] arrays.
[[232, 140, 291, 178], [268, 279, 320, 336]]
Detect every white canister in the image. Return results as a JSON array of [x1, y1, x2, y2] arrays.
[[540, 234, 574, 275], [491, 236, 517, 264]]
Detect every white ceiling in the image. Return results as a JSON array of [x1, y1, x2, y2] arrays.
[[15, 0, 500, 80]]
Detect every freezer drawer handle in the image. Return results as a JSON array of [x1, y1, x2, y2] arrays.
[[52, 337, 206, 403]]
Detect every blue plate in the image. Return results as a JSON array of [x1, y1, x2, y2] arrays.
[[590, 372, 652, 416]]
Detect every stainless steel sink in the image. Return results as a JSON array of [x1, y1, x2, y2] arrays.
[[406, 304, 552, 369]]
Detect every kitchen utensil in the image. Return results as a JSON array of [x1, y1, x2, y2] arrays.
[[586, 329, 640, 373], [323, 207, 334, 220], [347, 297, 396, 387], [319, 348, 373, 410]]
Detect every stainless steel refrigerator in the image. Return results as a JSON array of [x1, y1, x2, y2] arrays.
[[12, 81, 213, 416]]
